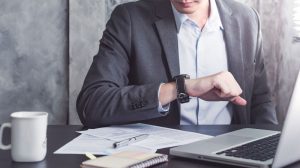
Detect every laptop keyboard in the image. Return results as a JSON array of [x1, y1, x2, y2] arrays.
[[216, 133, 281, 161]]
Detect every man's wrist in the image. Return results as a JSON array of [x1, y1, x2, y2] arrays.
[[185, 79, 196, 97], [158, 82, 177, 106], [185, 78, 211, 97]]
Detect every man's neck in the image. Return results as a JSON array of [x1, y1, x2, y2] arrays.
[[187, 0, 210, 29]]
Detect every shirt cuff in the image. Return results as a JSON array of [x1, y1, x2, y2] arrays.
[[157, 83, 170, 116]]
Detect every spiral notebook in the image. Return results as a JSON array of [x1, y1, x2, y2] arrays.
[[80, 151, 168, 168]]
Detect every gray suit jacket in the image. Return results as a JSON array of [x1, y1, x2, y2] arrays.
[[77, 0, 278, 128]]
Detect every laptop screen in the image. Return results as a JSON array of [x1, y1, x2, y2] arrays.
[[272, 71, 300, 168]]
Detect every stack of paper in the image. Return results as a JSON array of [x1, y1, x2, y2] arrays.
[[54, 123, 212, 155]]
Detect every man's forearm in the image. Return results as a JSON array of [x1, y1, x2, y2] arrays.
[[158, 71, 247, 106]]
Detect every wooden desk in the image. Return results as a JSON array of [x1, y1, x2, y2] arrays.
[[0, 125, 299, 168]]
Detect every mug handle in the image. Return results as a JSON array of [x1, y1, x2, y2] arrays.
[[0, 123, 12, 150]]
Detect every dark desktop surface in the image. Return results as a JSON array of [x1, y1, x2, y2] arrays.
[[0, 125, 299, 168]]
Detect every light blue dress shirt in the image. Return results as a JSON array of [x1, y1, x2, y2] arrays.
[[161, 0, 232, 125]]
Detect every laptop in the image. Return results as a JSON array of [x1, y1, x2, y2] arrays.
[[170, 71, 300, 168]]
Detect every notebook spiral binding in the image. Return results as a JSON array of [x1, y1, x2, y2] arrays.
[[130, 155, 168, 168]]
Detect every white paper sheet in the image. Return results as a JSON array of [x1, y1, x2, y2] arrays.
[[77, 127, 141, 141], [78, 123, 213, 150], [55, 123, 212, 155], [54, 134, 156, 155]]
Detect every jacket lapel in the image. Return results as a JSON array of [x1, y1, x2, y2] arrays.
[[216, 0, 247, 124], [154, 0, 180, 78]]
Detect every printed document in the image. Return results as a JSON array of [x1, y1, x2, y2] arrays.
[[54, 134, 156, 155], [54, 123, 212, 155]]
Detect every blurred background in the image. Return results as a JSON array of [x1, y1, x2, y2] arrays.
[[0, 0, 299, 125]]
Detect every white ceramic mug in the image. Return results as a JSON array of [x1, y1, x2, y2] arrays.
[[0, 111, 48, 162]]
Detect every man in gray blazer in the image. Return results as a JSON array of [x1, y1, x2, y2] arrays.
[[77, 0, 278, 128]]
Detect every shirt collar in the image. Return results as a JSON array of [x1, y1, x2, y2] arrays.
[[171, 0, 224, 33]]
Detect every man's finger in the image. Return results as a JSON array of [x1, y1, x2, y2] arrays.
[[231, 96, 247, 106]]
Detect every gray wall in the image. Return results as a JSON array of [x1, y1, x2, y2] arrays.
[[0, 0, 68, 124], [69, 0, 106, 124], [0, 0, 299, 125]]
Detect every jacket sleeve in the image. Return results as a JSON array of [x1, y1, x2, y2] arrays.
[[76, 4, 163, 128], [250, 8, 278, 124]]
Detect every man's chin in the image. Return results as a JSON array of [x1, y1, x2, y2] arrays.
[[176, 8, 197, 14]]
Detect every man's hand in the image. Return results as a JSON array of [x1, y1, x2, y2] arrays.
[[186, 71, 247, 105], [159, 71, 247, 106]]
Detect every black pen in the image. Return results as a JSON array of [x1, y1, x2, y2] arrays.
[[113, 134, 149, 148]]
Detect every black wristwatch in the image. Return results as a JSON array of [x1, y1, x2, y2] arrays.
[[173, 74, 190, 103]]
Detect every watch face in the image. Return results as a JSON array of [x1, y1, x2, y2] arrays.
[[178, 93, 189, 103], [178, 93, 188, 99]]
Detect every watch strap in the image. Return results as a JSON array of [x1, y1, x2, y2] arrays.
[[173, 74, 190, 103]]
